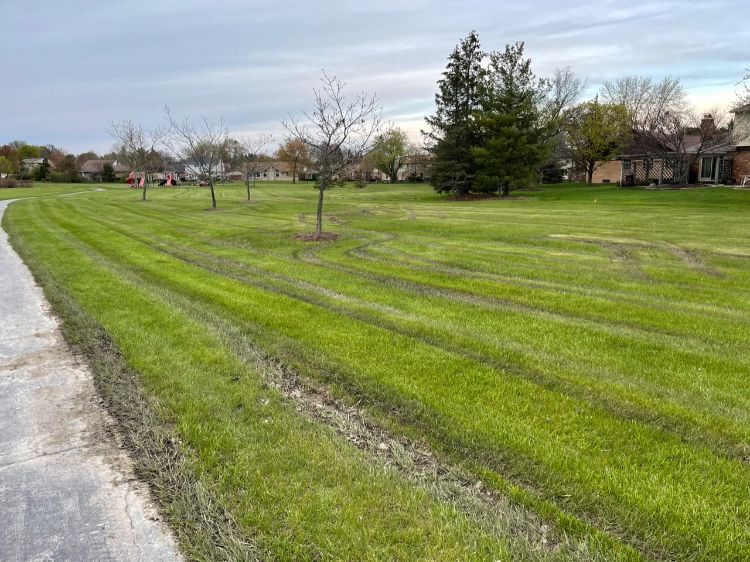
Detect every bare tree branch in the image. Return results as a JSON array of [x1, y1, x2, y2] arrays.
[[234, 133, 273, 199], [282, 71, 381, 235], [600, 75, 688, 135], [107, 119, 167, 200], [163, 107, 228, 209]]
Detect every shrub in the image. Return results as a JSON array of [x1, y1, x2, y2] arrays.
[[101, 163, 117, 182], [0, 178, 33, 188], [49, 172, 84, 183]]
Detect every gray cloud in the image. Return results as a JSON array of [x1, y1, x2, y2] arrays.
[[1, 0, 747, 153]]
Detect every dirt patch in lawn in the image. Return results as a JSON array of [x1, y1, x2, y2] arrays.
[[254, 352, 589, 559]]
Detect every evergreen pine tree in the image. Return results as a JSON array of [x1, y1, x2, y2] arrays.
[[424, 31, 484, 195], [472, 42, 551, 196]]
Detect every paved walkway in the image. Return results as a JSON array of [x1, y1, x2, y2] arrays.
[[0, 199, 182, 562]]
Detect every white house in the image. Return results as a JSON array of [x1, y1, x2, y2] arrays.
[[183, 159, 227, 180], [228, 161, 296, 182]]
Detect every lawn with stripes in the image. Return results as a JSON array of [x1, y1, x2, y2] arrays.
[[4, 181, 750, 560]]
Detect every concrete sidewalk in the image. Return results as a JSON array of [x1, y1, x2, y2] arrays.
[[0, 199, 182, 561]]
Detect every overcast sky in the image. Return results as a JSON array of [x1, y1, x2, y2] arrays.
[[2, 0, 748, 154]]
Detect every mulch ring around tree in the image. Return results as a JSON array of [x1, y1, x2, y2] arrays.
[[294, 232, 339, 242]]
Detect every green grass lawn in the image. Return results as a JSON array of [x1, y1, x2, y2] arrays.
[[4, 181, 750, 560], [0, 182, 104, 200]]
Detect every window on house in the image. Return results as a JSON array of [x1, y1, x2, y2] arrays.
[[700, 157, 715, 180]]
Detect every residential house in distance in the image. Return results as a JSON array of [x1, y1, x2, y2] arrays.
[[341, 154, 433, 183], [590, 106, 750, 186], [21, 157, 54, 174], [394, 154, 432, 182], [183, 159, 227, 181], [151, 161, 187, 183], [227, 161, 300, 182], [80, 159, 130, 181]]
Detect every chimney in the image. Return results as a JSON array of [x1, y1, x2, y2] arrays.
[[700, 113, 716, 137]]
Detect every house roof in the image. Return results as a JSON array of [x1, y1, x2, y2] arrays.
[[22, 158, 47, 165], [264, 160, 293, 173], [402, 154, 432, 165], [618, 130, 672, 157], [80, 159, 110, 173], [81, 159, 131, 174], [683, 138, 736, 155]]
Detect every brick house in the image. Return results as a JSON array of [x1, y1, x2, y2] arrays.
[[589, 106, 750, 185], [727, 103, 750, 182]]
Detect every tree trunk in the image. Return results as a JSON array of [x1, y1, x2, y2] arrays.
[[316, 178, 326, 234], [209, 180, 217, 209], [142, 176, 147, 201], [587, 164, 594, 184], [245, 179, 251, 200], [292, 162, 297, 184], [501, 183, 510, 197]]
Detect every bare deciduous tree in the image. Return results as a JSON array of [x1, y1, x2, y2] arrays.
[[233, 134, 273, 200], [650, 107, 730, 183], [545, 67, 586, 125], [542, 68, 587, 175], [164, 107, 228, 209], [738, 69, 750, 107], [283, 72, 381, 236], [600, 75, 688, 134], [107, 119, 167, 201]]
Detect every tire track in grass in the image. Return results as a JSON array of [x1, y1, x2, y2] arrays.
[[73, 196, 741, 358], [297, 241, 750, 398], [35, 200, 750, 561], [335, 236, 750, 340], [21, 196, 614, 562], [22, 202, 650, 560], [355, 233, 748, 319], [61, 197, 746, 442], [85, 194, 750, 328], [55, 201, 750, 464], [13, 200, 560, 562], [152, 235, 750, 465]]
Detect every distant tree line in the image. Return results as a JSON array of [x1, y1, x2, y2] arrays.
[[0, 141, 127, 182]]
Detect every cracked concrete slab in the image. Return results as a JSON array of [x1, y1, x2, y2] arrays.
[[0, 199, 182, 562]]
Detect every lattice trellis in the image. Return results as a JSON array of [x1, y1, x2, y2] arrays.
[[718, 158, 733, 183], [622, 158, 682, 186]]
